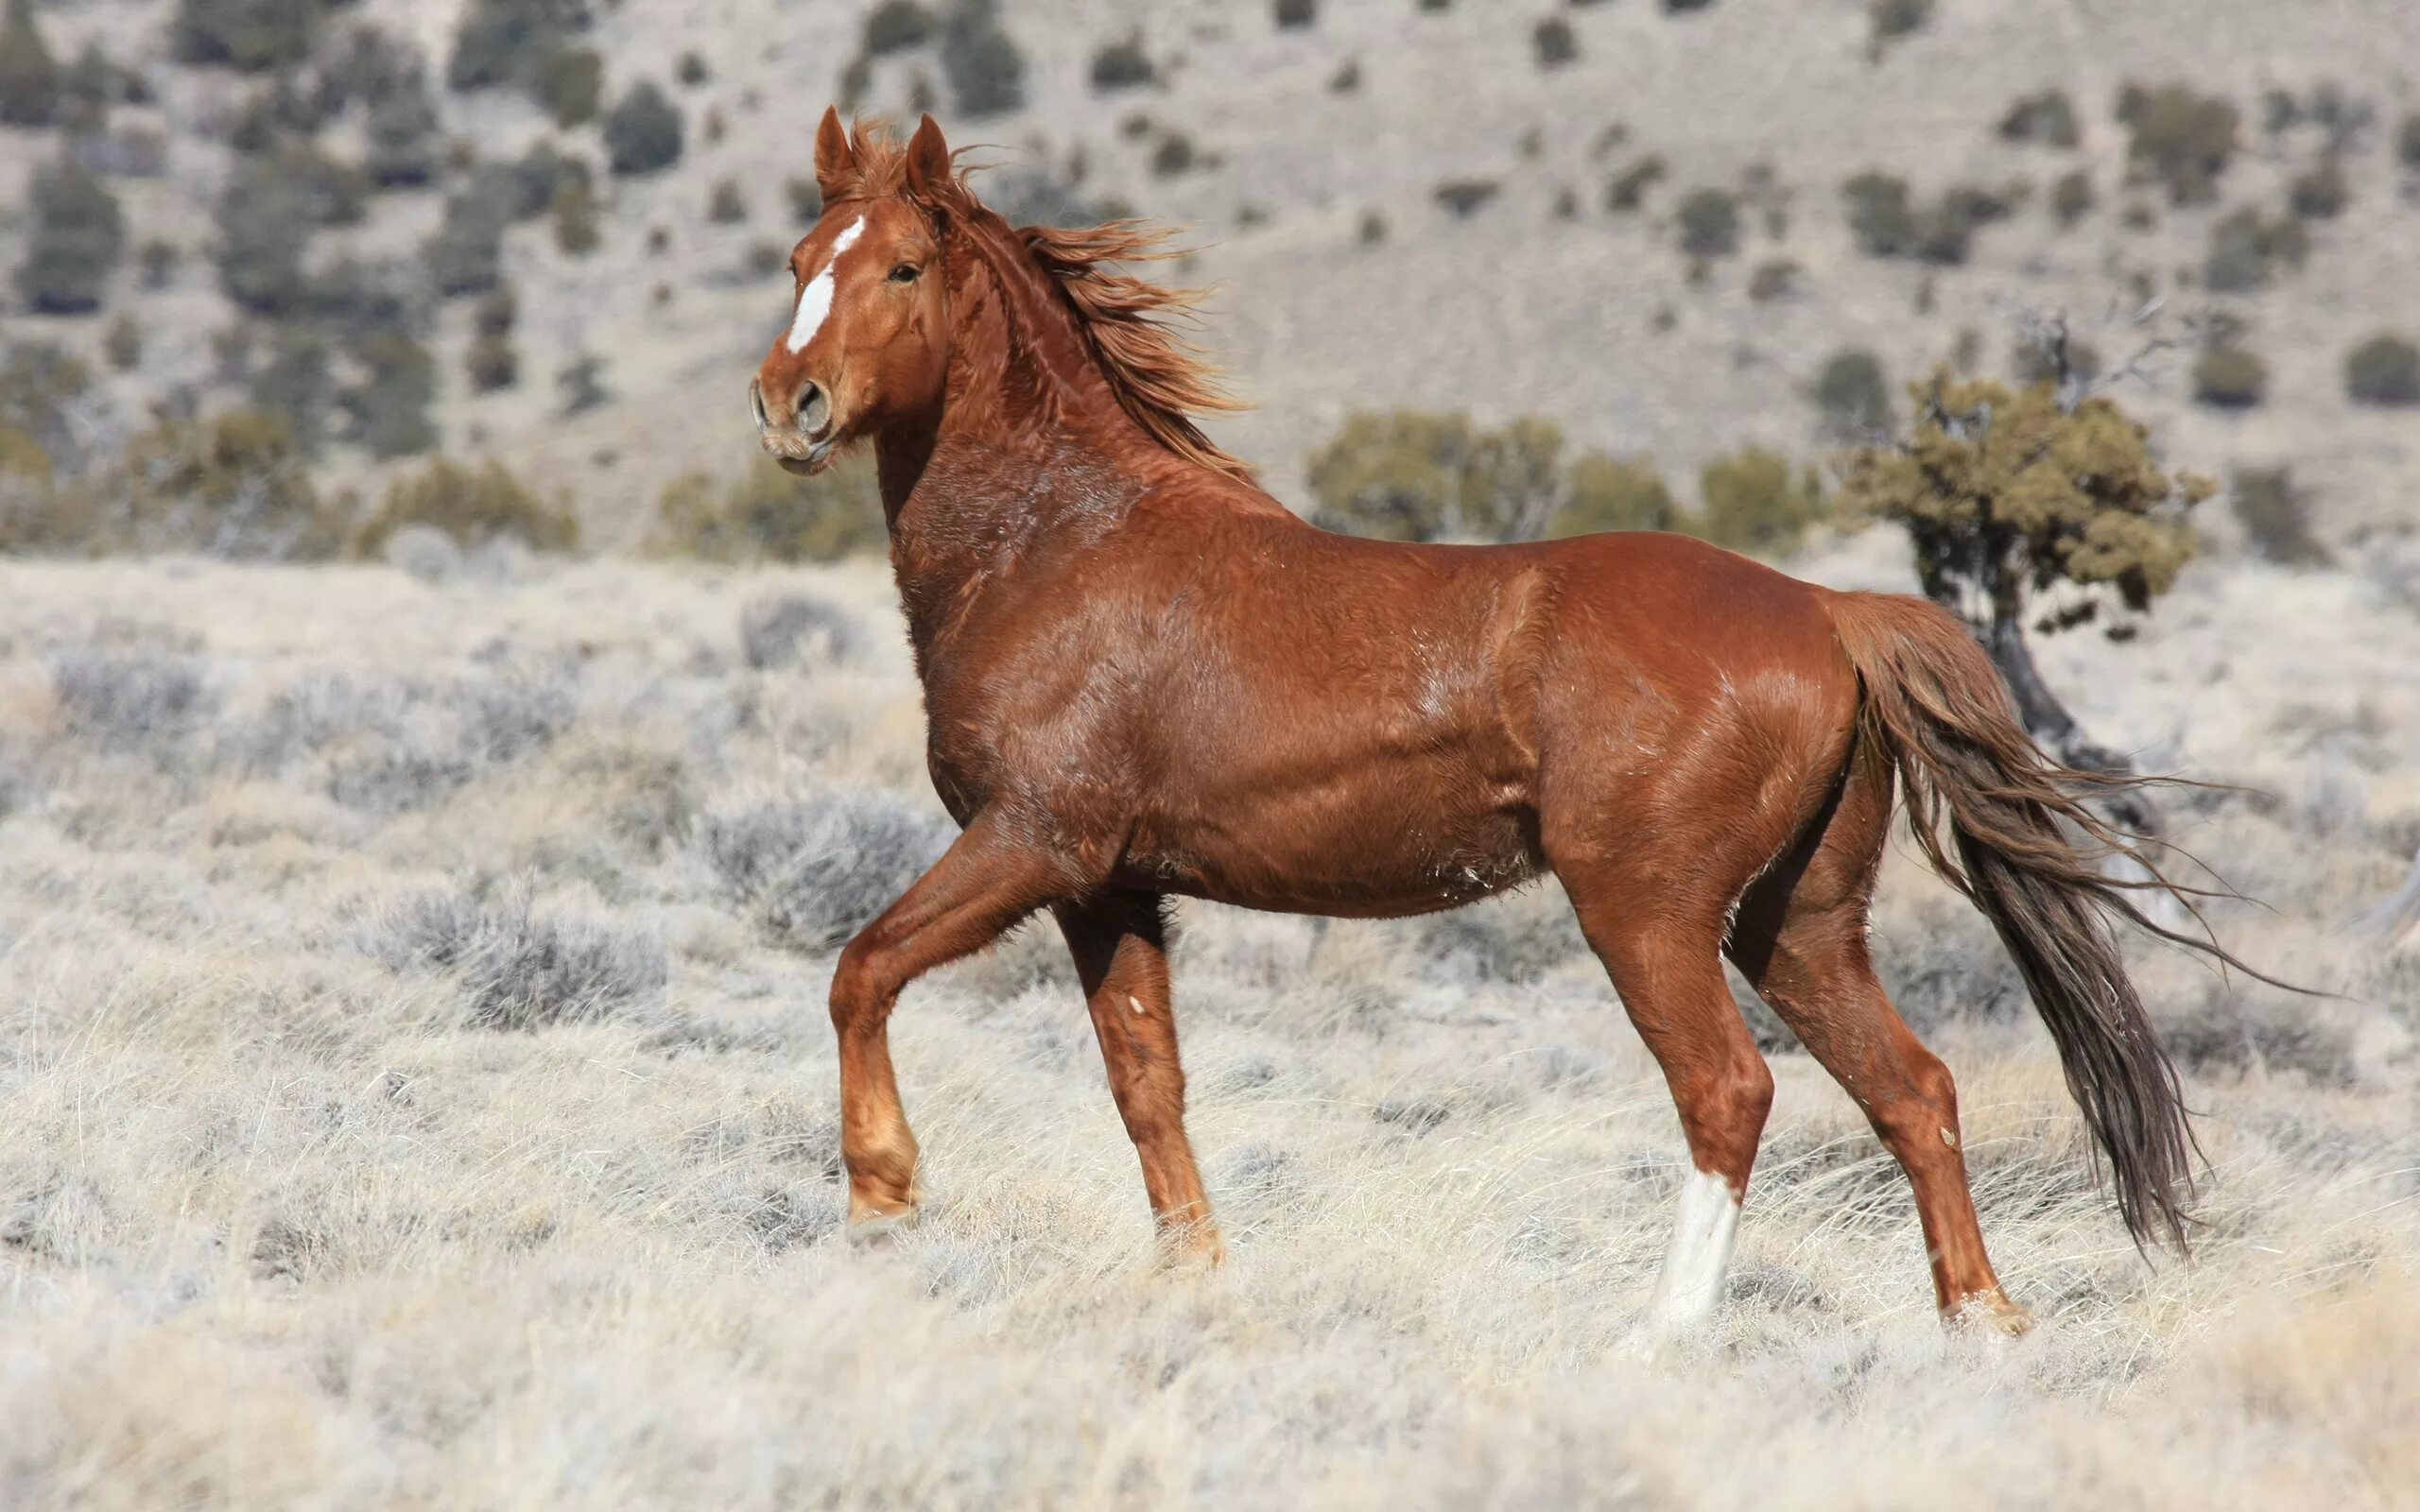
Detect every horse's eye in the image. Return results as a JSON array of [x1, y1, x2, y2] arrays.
[[889, 264, 920, 284]]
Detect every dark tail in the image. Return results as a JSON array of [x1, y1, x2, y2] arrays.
[[1824, 590, 2260, 1253]]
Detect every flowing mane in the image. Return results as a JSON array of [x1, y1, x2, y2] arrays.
[[824, 119, 1253, 482]]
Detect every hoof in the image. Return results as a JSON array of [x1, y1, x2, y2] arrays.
[[1160, 1225, 1226, 1270], [846, 1195, 921, 1246], [1945, 1288, 2035, 1336]]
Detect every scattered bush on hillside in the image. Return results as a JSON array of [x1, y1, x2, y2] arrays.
[[535, 44, 600, 126], [0, 341, 90, 474], [675, 50, 709, 87], [1307, 413, 1547, 541], [357, 457, 577, 557], [425, 181, 512, 299], [1091, 32, 1153, 91], [448, 0, 590, 102], [2204, 207, 2308, 293], [2287, 153, 2349, 219], [1532, 18, 1576, 68], [1998, 88, 2080, 148], [863, 0, 935, 55], [1603, 154, 1667, 213], [2049, 168, 2095, 228], [214, 160, 314, 317], [1841, 170, 1914, 256], [551, 175, 601, 254], [0, 0, 60, 128], [557, 352, 608, 414], [1547, 454, 1687, 538], [248, 327, 333, 452], [605, 81, 684, 175], [1433, 179, 1498, 218], [2118, 80, 2240, 205], [2344, 333, 2420, 407], [1698, 448, 1824, 557], [648, 455, 887, 564], [364, 60, 441, 186], [942, 0, 1023, 118], [1, 409, 351, 560], [1866, 0, 1930, 50], [173, 0, 324, 73], [339, 332, 440, 459], [709, 179, 749, 224], [1810, 349, 1893, 440], [2192, 346, 2267, 409], [1273, 0, 1318, 28], [2399, 112, 2420, 172], [1748, 258, 1800, 301], [1674, 186, 1739, 258], [2230, 467, 2329, 566], [98, 318, 140, 373], [15, 156, 124, 315], [44, 646, 216, 751]]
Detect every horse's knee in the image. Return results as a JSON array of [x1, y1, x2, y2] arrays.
[[828, 933, 893, 1035], [1677, 1052, 1774, 1175]]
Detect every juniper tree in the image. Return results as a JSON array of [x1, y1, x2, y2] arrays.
[[1839, 322, 2210, 825]]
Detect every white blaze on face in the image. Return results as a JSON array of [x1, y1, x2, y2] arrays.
[[785, 215, 865, 354], [1650, 1166, 1742, 1330]]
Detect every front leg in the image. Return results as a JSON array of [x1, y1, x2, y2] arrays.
[[829, 812, 1075, 1228], [1054, 892, 1221, 1262]]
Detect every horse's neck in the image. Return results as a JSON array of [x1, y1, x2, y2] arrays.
[[875, 231, 1167, 665]]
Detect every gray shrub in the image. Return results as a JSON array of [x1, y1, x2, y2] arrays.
[[699, 789, 952, 950], [44, 648, 216, 751], [355, 882, 667, 1031], [233, 661, 579, 811], [738, 591, 861, 671]]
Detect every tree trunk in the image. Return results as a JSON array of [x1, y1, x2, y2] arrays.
[[1980, 608, 2165, 839]]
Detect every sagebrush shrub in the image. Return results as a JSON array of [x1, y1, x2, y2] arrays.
[[46, 648, 216, 750], [2230, 467, 2329, 566], [1811, 349, 1893, 439], [648, 455, 886, 563], [356, 457, 578, 557], [605, 81, 683, 175], [2192, 346, 2267, 409], [0, 0, 60, 129], [2118, 80, 2240, 204], [942, 0, 1022, 118], [1674, 187, 1739, 258], [740, 592, 863, 671], [700, 790, 953, 950], [15, 156, 124, 315], [355, 882, 666, 1031], [2344, 333, 2420, 406], [1697, 448, 1824, 557]]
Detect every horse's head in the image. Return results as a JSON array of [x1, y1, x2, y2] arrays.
[[750, 110, 955, 476]]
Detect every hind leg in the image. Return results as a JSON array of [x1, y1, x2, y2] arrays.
[[1564, 883, 1775, 1331], [1729, 762, 2031, 1331]]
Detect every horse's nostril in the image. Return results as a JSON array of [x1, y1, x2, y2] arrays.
[[748, 378, 769, 430], [795, 381, 832, 438]]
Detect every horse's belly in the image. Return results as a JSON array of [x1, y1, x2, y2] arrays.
[[1119, 765, 1544, 918]]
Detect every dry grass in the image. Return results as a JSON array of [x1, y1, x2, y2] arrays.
[[0, 547, 2412, 1510]]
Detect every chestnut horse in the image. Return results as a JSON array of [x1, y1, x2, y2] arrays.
[[750, 112, 2227, 1332]]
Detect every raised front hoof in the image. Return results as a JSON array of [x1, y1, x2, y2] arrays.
[[1945, 1288, 2036, 1336], [845, 1195, 922, 1246]]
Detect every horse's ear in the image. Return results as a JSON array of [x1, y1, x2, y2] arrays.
[[904, 114, 951, 200], [813, 106, 856, 200]]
